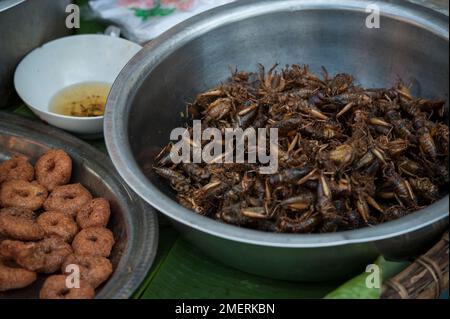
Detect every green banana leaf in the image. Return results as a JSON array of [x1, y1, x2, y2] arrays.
[[325, 256, 410, 299]]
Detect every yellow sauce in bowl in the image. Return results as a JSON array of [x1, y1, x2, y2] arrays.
[[49, 82, 111, 117]]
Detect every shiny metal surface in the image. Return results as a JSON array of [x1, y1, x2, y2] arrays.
[[409, 0, 449, 15], [105, 0, 449, 281], [0, 0, 72, 108], [0, 112, 158, 299]]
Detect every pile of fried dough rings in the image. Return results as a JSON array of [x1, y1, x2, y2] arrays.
[[0, 149, 115, 299]]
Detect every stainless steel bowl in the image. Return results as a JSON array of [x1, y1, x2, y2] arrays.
[[0, 112, 158, 298], [0, 0, 73, 108], [105, 0, 449, 281]]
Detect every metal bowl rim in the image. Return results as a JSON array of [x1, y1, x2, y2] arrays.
[[0, 0, 27, 12], [104, 0, 449, 248]]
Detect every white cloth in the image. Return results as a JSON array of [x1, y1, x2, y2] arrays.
[[89, 0, 236, 43]]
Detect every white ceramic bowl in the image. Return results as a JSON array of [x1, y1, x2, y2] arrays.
[[14, 34, 142, 135]]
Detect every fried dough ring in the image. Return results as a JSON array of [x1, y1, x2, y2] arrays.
[[15, 237, 73, 273], [0, 155, 34, 183], [62, 254, 113, 288], [76, 198, 111, 229], [37, 211, 79, 243], [0, 180, 48, 211], [72, 227, 114, 258], [44, 183, 92, 217], [0, 207, 44, 241], [0, 261, 37, 292], [35, 149, 72, 191], [0, 239, 31, 261], [39, 275, 95, 299]]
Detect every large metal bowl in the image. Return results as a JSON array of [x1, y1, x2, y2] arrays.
[[0, 112, 158, 298], [105, 0, 449, 281]]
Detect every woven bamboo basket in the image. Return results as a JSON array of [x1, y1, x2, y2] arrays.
[[381, 231, 449, 299]]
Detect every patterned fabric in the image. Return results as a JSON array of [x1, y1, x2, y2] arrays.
[[89, 0, 236, 43]]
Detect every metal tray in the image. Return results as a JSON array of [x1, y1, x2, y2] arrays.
[[0, 111, 158, 299]]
